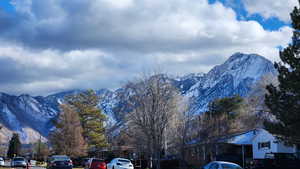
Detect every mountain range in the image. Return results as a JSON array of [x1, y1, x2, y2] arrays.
[[0, 53, 277, 143]]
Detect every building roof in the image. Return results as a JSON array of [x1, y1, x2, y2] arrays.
[[217, 129, 260, 145], [185, 129, 264, 146]]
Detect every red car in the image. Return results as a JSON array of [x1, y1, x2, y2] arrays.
[[88, 158, 106, 169]]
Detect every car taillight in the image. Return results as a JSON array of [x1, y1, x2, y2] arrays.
[[98, 162, 106, 169]]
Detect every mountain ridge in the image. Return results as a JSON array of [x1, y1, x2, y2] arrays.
[[0, 53, 277, 143]]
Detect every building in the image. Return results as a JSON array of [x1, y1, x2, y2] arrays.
[[252, 129, 296, 159], [184, 128, 297, 168]]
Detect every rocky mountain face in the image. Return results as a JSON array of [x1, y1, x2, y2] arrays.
[[0, 53, 277, 143]]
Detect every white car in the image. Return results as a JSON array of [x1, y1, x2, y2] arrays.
[[29, 160, 37, 166], [202, 161, 243, 169], [0, 157, 4, 166], [107, 158, 134, 169], [11, 157, 27, 167]]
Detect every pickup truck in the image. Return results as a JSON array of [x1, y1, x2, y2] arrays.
[[251, 153, 300, 169]]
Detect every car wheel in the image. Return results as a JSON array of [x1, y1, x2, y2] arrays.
[[112, 166, 115, 169]]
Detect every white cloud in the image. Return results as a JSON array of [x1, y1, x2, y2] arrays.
[[0, 0, 293, 95], [243, 0, 298, 22]]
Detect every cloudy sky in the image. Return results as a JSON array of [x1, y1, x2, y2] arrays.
[[0, 0, 297, 95]]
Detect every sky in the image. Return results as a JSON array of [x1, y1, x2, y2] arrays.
[[0, 0, 297, 96]]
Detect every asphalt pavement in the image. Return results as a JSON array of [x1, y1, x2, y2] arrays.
[[3, 161, 46, 169], [11, 167, 45, 169]]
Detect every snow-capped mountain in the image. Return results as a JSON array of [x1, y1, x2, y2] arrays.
[[176, 52, 277, 113], [0, 53, 277, 143]]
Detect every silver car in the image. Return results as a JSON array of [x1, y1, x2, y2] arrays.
[[11, 157, 27, 167]]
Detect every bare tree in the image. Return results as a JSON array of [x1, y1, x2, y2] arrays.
[[166, 103, 194, 168], [124, 74, 184, 169]]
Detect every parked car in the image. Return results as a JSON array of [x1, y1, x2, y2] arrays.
[[202, 161, 243, 169], [0, 157, 5, 167], [85, 158, 106, 169], [216, 154, 243, 166], [107, 158, 134, 169], [29, 160, 37, 167], [82, 158, 92, 167], [47, 155, 73, 169], [0, 157, 4, 166], [251, 153, 300, 169], [72, 157, 85, 167], [11, 157, 27, 168]]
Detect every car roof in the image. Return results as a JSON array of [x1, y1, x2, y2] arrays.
[[51, 155, 70, 159], [52, 155, 69, 157], [92, 158, 104, 160], [115, 158, 130, 161], [212, 161, 240, 165]]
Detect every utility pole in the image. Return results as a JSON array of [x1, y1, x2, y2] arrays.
[[37, 134, 41, 160]]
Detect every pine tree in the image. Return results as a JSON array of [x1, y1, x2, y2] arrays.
[[49, 104, 87, 157], [265, 1, 300, 144], [66, 90, 108, 150], [206, 95, 244, 137], [7, 133, 21, 158]]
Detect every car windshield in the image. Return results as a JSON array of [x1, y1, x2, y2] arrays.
[[14, 158, 25, 161], [221, 163, 243, 169]]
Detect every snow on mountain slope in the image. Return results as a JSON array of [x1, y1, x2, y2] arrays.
[[179, 53, 277, 114], [0, 53, 277, 142], [0, 93, 57, 143]]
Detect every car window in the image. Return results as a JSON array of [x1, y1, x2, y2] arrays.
[[221, 163, 243, 169], [52, 156, 70, 161], [209, 163, 219, 169], [119, 159, 130, 163], [14, 158, 25, 161], [92, 159, 104, 162]]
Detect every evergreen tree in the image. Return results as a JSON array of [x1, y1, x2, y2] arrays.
[[66, 90, 108, 150], [49, 104, 87, 157], [198, 96, 244, 161], [206, 95, 244, 137], [7, 133, 21, 158], [265, 1, 300, 144]]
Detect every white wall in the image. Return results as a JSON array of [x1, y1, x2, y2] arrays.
[[252, 129, 296, 159], [277, 141, 296, 153]]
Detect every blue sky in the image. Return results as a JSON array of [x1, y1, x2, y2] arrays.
[[0, 0, 14, 12], [0, 0, 296, 95], [209, 0, 289, 31]]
